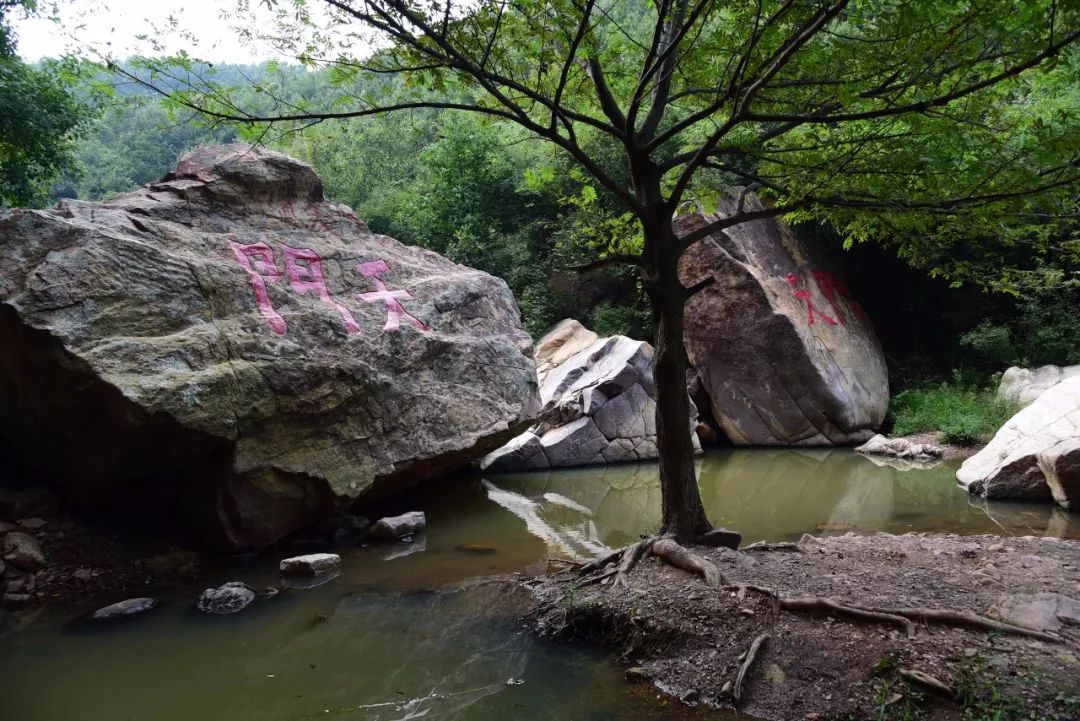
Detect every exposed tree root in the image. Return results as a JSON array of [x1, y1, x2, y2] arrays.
[[779, 596, 917, 638], [899, 668, 954, 696], [614, 536, 656, 588], [734, 586, 1062, 643], [741, 541, 805, 553], [733, 633, 768, 704], [575, 542, 1062, 644], [651, 538, 726, 588], [879, 607, 1062, 643]]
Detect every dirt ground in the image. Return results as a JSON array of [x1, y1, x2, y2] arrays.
[[528, 532, 1080, 721]]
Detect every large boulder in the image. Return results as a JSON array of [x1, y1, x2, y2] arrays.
[[998, 364, 1080, 408], [676, 191, 888, 445], [0, 145, 539, 548], [957, 375, 1080, 501], [481, 320, 699, 471]]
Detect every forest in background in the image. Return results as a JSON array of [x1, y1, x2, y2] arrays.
[[36, 61, 1080, 399]]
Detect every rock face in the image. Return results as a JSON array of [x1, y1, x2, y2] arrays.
[[481, 320, 699, 471], [1037, 439, 1080, 510], [957, 375, 1080, 500], [676, 191, 888, 445], [0, 145, 539, 548], [998, 365, 1080, 408]]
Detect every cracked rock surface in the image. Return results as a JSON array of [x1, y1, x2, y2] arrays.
[[676, 190, 888, 445], [0, 144, 539, 548], [481, 319, 698, 471]]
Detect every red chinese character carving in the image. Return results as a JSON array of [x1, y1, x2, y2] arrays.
[[231, 241, 287, 336], [357, 260, 428, 332], [785, 272, 838, 327], [282, 246, 361, 334], [812, 270, 867, 321]]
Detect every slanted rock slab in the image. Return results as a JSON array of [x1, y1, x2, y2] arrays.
[[482, 321, 699, 470], [0, 144, 539, 549], [369, 511, 426, 539], [279, 553, 342, 576], [958, 375, 1080, 500], [676, 190, 888, 445]]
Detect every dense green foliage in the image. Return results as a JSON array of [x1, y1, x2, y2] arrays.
[[889, 378, 1018, 446], [0, 1, 94, 206], [960, 287, 1080, 370]]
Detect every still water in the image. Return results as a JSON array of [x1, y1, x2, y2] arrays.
[[1, 449, 1076, 721]]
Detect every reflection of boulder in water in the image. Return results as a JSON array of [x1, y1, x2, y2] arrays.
[[860, 454, 942, 472], [482, 480, 609, 559], [696, 449, 898, 541], [485, 463, 662, 553]]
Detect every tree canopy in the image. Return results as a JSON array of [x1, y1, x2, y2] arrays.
[[0, 0, 95, 206]]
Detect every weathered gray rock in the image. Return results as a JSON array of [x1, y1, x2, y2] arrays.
[[482, 322, 697, 470], [998, 365, 1080, 408], [676, 190, 888, 445], [855, 434, 944, 463], [16, 518, 46, 530], [91, 597, 160, 620], [369, 511, 426, 539], [279, 553, 341, 576], [196, 582, 265, 614], [958, 376, 1080, 500], [1037, 438, 1080, 510], [3, 532, 45, 572], [0, 145, 539, 549], [0, 559, 5, 577], [989, 592, 1080, 633]]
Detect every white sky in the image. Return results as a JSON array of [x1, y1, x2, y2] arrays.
[[13, 1, 287, 63]]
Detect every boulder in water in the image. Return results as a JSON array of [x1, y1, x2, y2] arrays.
[[482, 320, 699, 471], [279, 553, 341, 576], [91, 597, 160, 620], [369, 511, 426, 539], [196, 581, 274, 614], [676, 191, 888, 445], [0, 145, 539, 549], [957, 376, 1080, 500], [855, 434, 944, 463]]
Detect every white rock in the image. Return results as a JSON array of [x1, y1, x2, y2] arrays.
[[998, 364, 1080, 408], [957, 375, 1080, 500], [279, 553, 342, 576]]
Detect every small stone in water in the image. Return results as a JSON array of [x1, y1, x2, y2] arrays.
[[92, 597, 159, 620], [197, 582, 257, 614], [280, 553, 342, 576]]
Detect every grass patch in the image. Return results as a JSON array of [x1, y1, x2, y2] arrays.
[[890, 382, 1018, 446]]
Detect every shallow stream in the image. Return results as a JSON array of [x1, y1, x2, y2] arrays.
[[2, 449, 1076, 720]]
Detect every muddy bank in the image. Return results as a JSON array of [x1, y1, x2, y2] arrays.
[[1, 487, 208, 609], [528, 532, 1080, 720]]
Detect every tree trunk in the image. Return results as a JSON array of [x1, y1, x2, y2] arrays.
[[643, 214, 712, 543]]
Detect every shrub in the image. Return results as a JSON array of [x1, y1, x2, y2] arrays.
[[889, 380, 1018, 446]]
